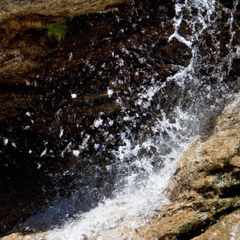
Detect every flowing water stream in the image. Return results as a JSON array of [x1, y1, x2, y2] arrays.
[[16, 0, 240, 239]]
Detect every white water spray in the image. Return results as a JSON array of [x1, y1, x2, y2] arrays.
[[36, 1, 239, 239]]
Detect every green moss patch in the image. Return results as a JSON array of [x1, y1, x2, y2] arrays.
[[46, 21, 67, 40]]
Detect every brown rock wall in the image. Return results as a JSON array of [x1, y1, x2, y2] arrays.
[[0, 0, 127, 37]]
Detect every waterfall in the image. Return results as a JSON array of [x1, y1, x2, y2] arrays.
[[18, 0, 239, 239]]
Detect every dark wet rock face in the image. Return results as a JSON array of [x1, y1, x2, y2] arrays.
[[219, 0, 234, 9], [0, 0, 193, 236]]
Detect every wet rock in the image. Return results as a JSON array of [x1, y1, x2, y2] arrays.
[[44, 94, 240, 240], [0, 0, 129, 43], [0, 0, 189, 237], [1, 0, 240, 239], [155, 96, 240, 239], [218, 0, 234, 9], [0, 0, 129, 87], [193, 208, 240, 240]]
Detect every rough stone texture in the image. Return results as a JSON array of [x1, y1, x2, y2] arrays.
[[0, 0, 128, 42], [0, 0, 129, 92], [0, 0, 128, 86], [151, 97, 240, 239], [193, 208, 240, 240]]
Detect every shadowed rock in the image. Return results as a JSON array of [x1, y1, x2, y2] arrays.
[[0, 0, 187, 236]]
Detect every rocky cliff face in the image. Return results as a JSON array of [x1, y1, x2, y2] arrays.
[[1, 0, 240, 239]]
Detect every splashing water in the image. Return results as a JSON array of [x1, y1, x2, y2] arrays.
[[21, 0, 239, 239]]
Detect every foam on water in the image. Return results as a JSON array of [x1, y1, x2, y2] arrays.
[[45, 83, 197, 239], [46, 130, 191, 240], [44, 0, 240, 239]]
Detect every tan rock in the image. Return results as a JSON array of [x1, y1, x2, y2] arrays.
[[230, 155, 240, 167], [1, 232, 47, 240], [1, 1, 240, 239], [193, 208, 240, 240]]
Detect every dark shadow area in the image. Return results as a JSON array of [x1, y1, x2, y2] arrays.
[[0, 0, 181, 236]]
